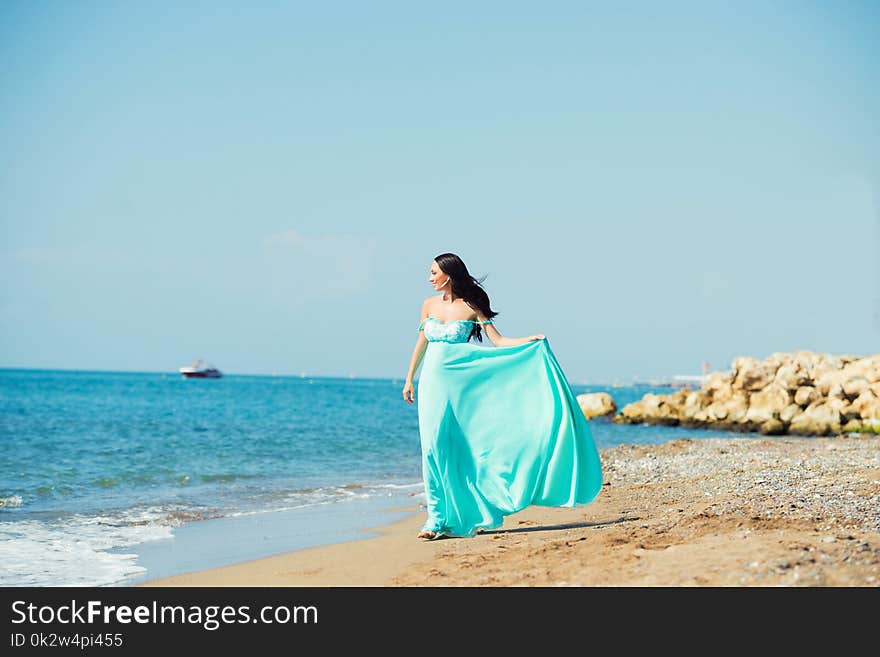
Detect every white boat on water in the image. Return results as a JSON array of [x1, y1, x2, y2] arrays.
[[179, 359, 223, 379]]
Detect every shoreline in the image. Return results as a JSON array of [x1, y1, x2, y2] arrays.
[[126, 493, 421, 587], [137, 505, 428, 587], [139, 435, 880, 587]]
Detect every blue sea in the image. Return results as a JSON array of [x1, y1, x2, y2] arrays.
[[0, 368, 749, 586]]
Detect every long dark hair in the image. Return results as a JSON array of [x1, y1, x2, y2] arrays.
[[434, 252, 498, 343]]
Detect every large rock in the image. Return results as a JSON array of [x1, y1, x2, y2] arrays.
[[779, 403, 803, 423], [617, 398, 647, 423], [809, 355, 844, 381], [703, 371, 733, 395], [634, 391, 685, 426], [842, 376, 870, 400], [681, 390, 706, 420], [616, 391, 687, 426], [695, 392, 749, 425], [794, 385, 819, 407], [577, 392, 617, 420], [842, 418, 866, 433], [815, 370, 848, 398], [791, 351, 826, 373], [732, 357, 778, 391], [774, 362, 810, 391], [744, 383, 791, 424], [759, 418, 786, 435], [842, 354, 880, 383], [866, 357, 880, 383], [788, 399, 847, 436], [850, 390, 880, 421], [656, 389, 690, 425]]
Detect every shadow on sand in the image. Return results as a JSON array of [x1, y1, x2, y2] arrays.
[[478, 515, 639, 536]]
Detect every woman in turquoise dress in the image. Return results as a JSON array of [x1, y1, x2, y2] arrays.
[[402, 253, 604, 540]]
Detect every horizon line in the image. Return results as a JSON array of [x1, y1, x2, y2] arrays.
[[0, 365, 657, 387]]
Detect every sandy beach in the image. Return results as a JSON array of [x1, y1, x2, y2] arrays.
[[140, 435, 880, 587]]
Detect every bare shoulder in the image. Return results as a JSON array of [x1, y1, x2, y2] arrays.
[[424, 294, 445, 308]]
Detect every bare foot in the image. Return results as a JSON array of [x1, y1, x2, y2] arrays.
[[417, 530, 439, 540]]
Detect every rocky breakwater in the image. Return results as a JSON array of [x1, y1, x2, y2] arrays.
[[576, 392, 617, 420], [614, 352, 880, 436]]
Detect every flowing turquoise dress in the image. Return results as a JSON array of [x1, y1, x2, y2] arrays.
[[416, 316, 604, 537]]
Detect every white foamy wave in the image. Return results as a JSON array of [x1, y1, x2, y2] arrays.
[[300, 482, 424, 503], [0, 506, 186, 587], [226, 486, 372, 517], [0, 495, 23, 508], [227, 481, 424, 518], [368, 482, 423, 490]]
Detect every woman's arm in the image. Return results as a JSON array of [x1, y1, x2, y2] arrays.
[[475, 310, 544, 347], [403, 301, 431, 403], [405, 334, 428, 383]]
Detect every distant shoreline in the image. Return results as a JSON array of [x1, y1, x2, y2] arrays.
[[0, 366, 638, 387]]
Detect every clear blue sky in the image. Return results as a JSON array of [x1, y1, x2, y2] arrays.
[[2, 1, 878, 384]]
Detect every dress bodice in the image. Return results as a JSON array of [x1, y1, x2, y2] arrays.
[[418, 317, 494, 343]]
